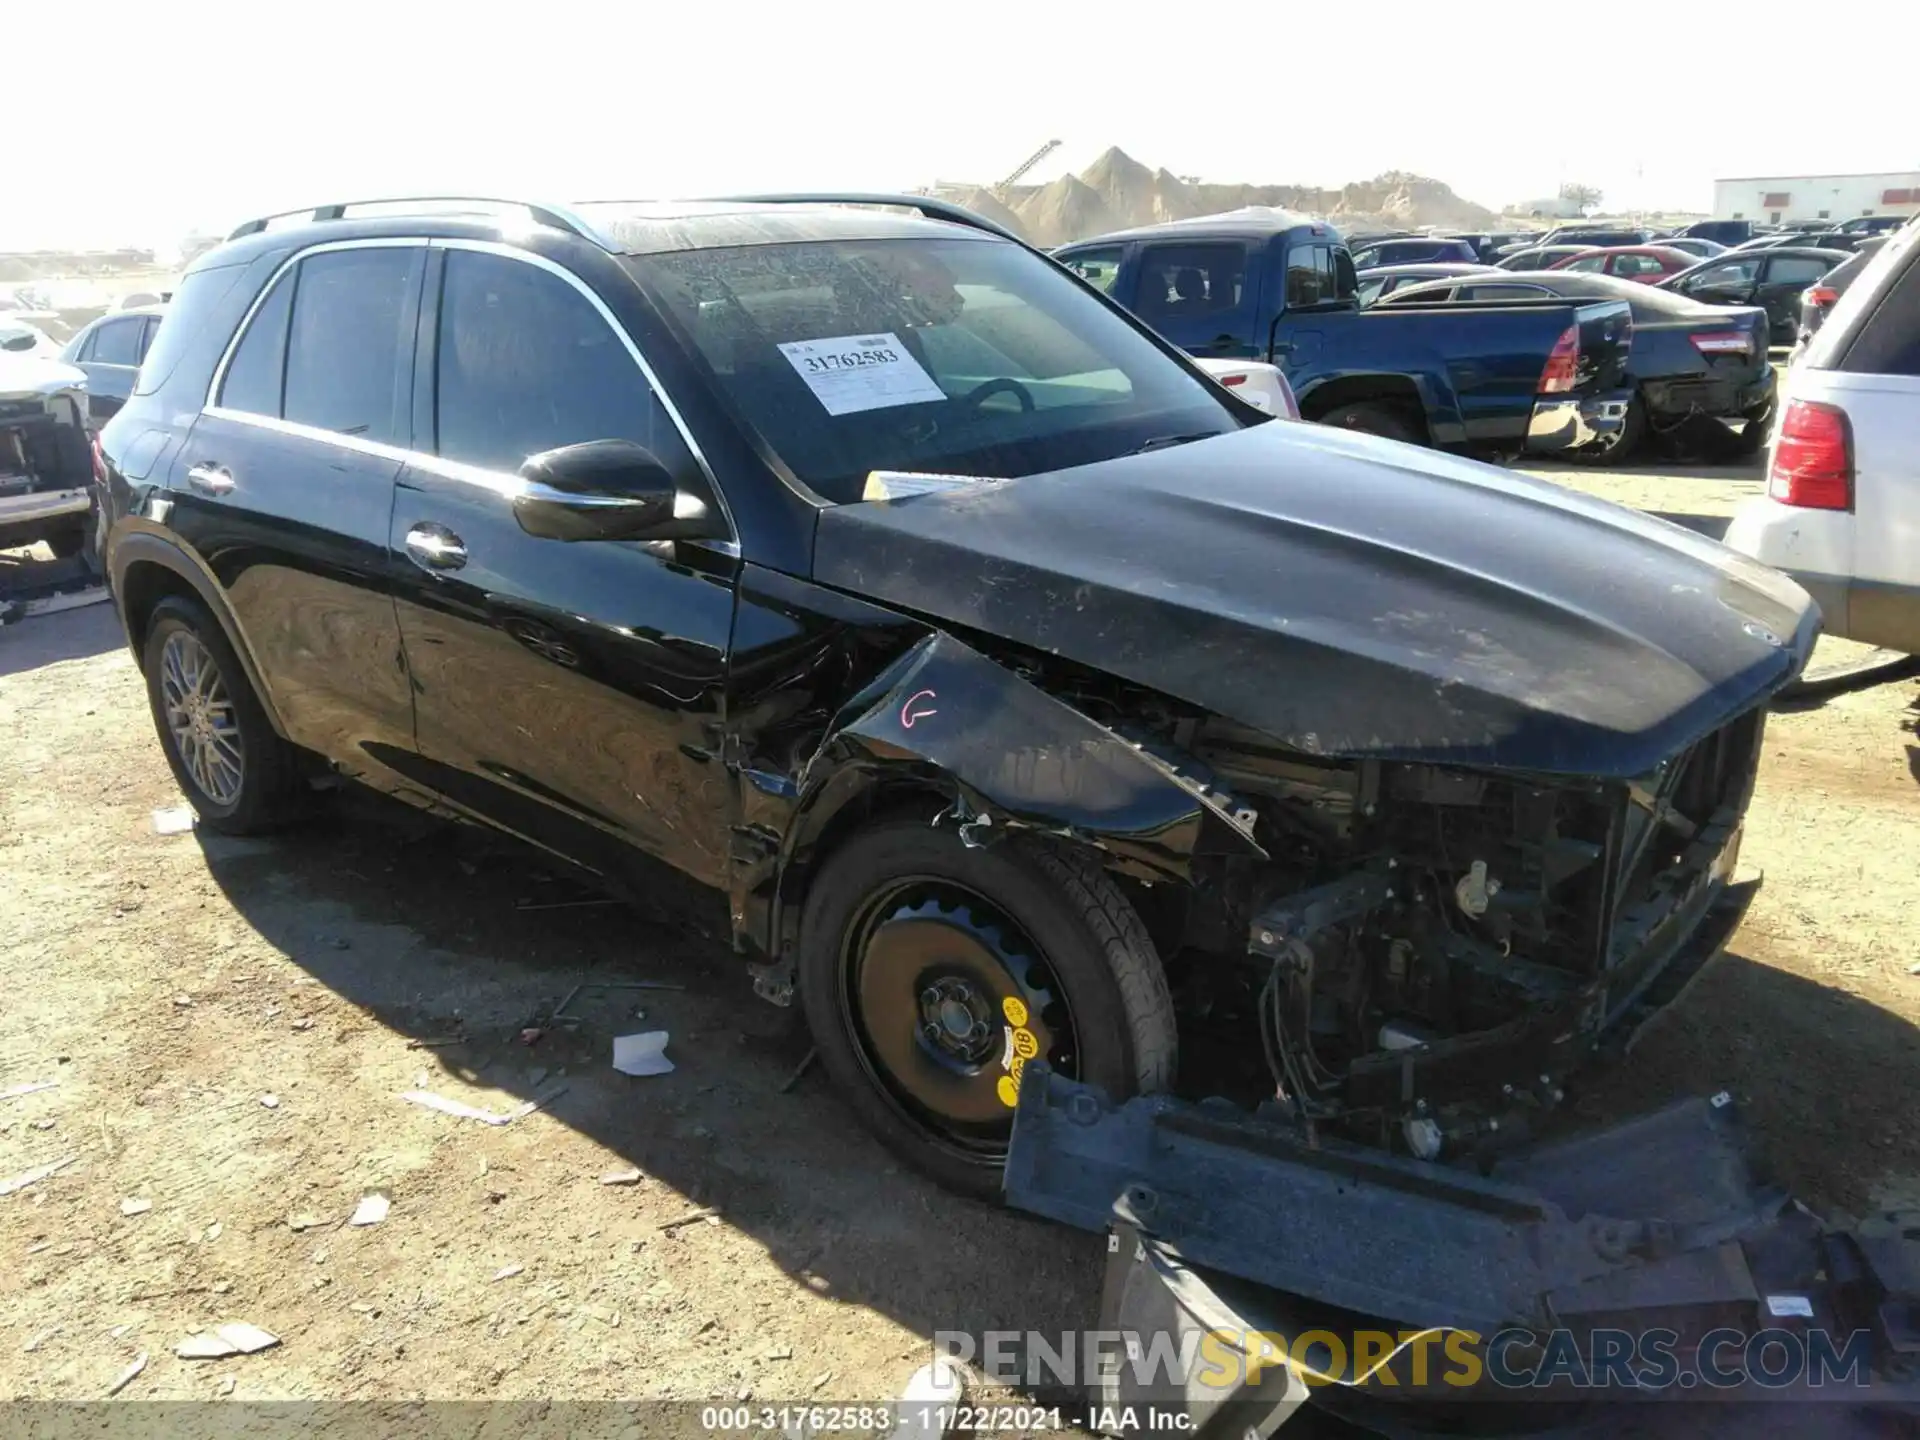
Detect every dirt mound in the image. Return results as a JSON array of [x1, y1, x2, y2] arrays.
[[941, 148, 1498, 248], [949, 187, 1027, 236], [1012, 175, 1118, 248]]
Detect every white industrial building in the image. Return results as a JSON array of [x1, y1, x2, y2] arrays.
[[1712, 172, 1920, 225]]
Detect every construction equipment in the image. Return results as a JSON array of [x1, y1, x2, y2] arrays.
[[995, 140, 1063, 199]]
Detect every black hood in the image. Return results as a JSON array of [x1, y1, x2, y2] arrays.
[[811, 422, 1817, 778]]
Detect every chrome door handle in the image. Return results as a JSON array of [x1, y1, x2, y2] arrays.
[[404, 524, 468, 572], [185, 463, 234, 496]]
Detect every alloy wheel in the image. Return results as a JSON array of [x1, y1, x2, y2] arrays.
[[159, 630, 245, 806]]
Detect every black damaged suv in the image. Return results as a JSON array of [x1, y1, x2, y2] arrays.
[[99, 195, 1815, 1196]]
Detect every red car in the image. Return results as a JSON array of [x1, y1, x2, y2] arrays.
[[1548, 246, 1699, 283]]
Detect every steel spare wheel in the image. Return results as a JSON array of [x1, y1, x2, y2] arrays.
[[843, 879, 1079, 1150]]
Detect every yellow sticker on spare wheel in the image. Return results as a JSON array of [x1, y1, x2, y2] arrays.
[[1001, 996, 1029, 1028], [996, 1075, 1019, 1108], [1011, 1027, 1039, 1061]]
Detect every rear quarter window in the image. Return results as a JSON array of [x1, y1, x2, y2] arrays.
[[133, 263, 254, 397], [1829, 239, 1920, 376]]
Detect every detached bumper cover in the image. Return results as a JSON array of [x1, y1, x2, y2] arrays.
[[1009, 1073, 1920, 1429]]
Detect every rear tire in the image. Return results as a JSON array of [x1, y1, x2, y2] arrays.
[[1319, 401, 1423, 445], [1567, 395, 1647, 466], [142, 596, 303, 835], [797, 818, 1176, 1199]]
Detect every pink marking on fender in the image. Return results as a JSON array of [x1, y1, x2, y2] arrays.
[[900, 689, 938, 728]]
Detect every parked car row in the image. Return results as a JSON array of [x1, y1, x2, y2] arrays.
[[1375, 271, 1774, 463], [1056, 213, 1634, 454]]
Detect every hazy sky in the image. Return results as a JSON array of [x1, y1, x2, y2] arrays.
[[9, 0, 1916, 252]]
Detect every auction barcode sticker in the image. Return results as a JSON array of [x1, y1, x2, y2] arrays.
[[776, 332, 947, 416]]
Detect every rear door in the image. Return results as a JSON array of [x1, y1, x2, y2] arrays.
[[168, 240, 421, 775], [1130, 240, 1262, 359], [385, 242, 738, 888], [1756, 255, 1837, 342]]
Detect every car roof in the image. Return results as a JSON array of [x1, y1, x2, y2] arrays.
[[188, 197, 1005, 277], [1751, 247, 1853, 261], [85, 305, 167, 322], [1068, 209, 1332, 246], [1357, 262, 1495, 277], [1386, 269, 1722, 318]]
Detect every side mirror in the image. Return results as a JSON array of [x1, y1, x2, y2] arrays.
[[512, 439, 715, 543]]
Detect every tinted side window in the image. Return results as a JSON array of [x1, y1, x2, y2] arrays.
[[1838, 247, 1920, 377], [1462, 284, 1551, 300], [1766, 257, 1833, 285], [1286, 244, 1339, 307], [1693, 259, 1760, 287], [217, 272, 294, 416], [283, 246, 421, 445], [434, 249, 695, 481], [91, 319, 143, 366], [1135, 244, 1248, 320]]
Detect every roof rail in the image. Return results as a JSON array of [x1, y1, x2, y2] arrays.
[[706, 192, 1027, 246], [225, 197, 608, 245]]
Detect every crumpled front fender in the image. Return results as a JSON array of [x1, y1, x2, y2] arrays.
[[797, 629, 1267, 882]]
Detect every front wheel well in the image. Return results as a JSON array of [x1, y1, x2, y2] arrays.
[[1298, 375, 1430, 437]]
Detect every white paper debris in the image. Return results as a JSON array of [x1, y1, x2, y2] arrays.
[[776, 332, 946, 416], [106, 1352, 147, 1397], [612, 1031, 674, 1077], [259, 1094, 279, 1109], [348, 1194, 389, 1227], [1767, 1294, 1815, 1318], [895, 1359, 967, 1440], [492, 1263, 525, 1281], [176, 1322, 280, 1361], [599, 1168, 643, 1186], [152, 806, 197, 835], [1, 1080, 57, 1101], [0, 1155, 77, 1196], [119, 1197, 153, 1217], [399, 1083, 567, 1126], [205, 1223, 223, 1242]]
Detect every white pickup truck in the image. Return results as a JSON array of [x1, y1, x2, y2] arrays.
[[1724, 219, 1920, 652], [0, 353, 94, 560]]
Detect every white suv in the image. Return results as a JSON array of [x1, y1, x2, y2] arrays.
[[1724, 218, 1920, 652]]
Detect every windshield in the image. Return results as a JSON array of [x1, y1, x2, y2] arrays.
[[629, 237, 1245, 502]]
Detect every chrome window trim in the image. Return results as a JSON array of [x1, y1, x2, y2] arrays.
[[428, 238, 734, 542], [205, 236, 425, 410], [199, 234, 736, 547]]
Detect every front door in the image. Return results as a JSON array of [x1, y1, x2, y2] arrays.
[[1676, 256, 1761, 310], [164, 241, 421, 776], [386, 243, 738, 889]]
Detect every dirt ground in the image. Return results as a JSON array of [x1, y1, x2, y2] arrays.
[[2, 454, 1918, 1417]]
